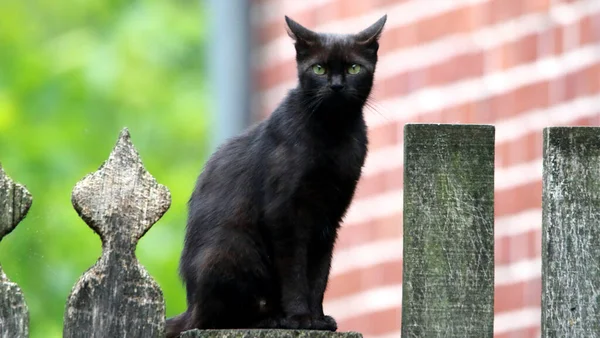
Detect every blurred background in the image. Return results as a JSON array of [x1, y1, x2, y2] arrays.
[[0, 0, 599, 337]]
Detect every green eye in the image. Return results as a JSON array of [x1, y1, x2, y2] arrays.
[[312, 64, 326, 75], [348, 64, 361, 74]]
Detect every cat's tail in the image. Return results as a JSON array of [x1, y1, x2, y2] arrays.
[[166, 310, 194, 338]]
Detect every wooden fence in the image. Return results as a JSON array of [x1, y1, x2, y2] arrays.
[[0, 125, 598, 338]]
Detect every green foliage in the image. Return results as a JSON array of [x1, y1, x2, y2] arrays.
[[0, 1, 211, 337]]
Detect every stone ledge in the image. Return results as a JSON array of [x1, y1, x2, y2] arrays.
[[180, 330, 363, 338]]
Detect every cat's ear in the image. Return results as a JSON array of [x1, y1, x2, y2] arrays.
[[285, 16, 318, 46], [355, 15, 387, 49]]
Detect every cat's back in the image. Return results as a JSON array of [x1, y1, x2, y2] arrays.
[[194, 121, 267, 192], [186, 120, 272, 228]]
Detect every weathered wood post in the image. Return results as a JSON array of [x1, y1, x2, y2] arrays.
[[63, 128, 171, 338], [0, 164, 31, 338], [542, 127, 600, 337], [401, 124, 495, 337]]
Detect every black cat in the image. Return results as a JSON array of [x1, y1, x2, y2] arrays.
[[166, 14, 386, 338]]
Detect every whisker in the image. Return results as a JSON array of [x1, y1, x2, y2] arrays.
[[344, 89, 390, 123], [364, 99, 390, 122]]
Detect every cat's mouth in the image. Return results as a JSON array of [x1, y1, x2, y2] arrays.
[[327, 90, 346, 97], [318, 93, 363, 110], [325, 89, 362, 103]]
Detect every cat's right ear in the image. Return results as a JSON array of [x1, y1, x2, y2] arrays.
[[355, 15, 387, 51], [285, 16, 318, 46]]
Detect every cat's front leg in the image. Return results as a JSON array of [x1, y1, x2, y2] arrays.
[[271, 230, 313, 329], [307, 237, 338, 331]]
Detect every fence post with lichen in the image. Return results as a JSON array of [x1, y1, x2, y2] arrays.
[[542, 127, 600, 337], [401, 124, 495, 338], [0, 164, 32, 338]]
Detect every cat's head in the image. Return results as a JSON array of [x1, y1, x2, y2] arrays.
[[285, 15, 386, 107]]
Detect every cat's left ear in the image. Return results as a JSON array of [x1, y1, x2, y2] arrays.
[[355, 15, 387, 49], [285, 16, 318, 46]]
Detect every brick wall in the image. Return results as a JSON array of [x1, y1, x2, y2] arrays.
[[249, 1, 600, 337]]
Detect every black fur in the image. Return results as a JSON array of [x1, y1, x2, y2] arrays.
[[166, 14, 386, 338]]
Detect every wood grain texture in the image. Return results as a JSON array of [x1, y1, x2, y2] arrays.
[[180, 330, 363, 338], [0, 164, 31, 338], [401, 124, 495, 338], [63, 128, 171, 338], [542, 127, 600, 337]]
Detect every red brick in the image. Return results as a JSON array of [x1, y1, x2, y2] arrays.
[[256, 4, 318, 44], [537, 26, 562, 57], [376, 51, 484, 98], [379, 0, 408, 6], [439, 102, 474, 123], [354, 165, 403, 199], [567, 63, 600, 100], [496, 181, 542, 217], [472, 65, 598, 123], [495, 327, 541, 338], [430, 52, 485, 87], [548, 76, 566, 105], [490, 0, 523, 24], [506, 131, 531, 164], [466, 2, 493, 32], [566, 27, 580, 53], [491, 24, 555, 69], [579, 15, 594, 45], [495, 279, 541, 313], [515, 34, 538, 66], [383, 20, 418, 51], [337, 213, 402, 249], [336, 307, 401, 336], [496, 230, 541, 265], [258, 62, 296, 89], [415, 2, 490, 42], [526, 131, 544, 165], [487, 44, 506, 71], [517, 81, 549, 116], [337, 219, 372, 249], [524, 0, 551, 13], [587, 63, 600, 93], [326, 260, 402, 299], [497, 129, 540, 167], [376, 71, 411, 99], [338, 0, 375, 19], [415, 9, 452, 42], [554, 23, 564, 55], [588, 12, 600, 44], [365, 121, 398, 148]]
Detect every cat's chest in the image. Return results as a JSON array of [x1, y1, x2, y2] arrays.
[[267, 129, 367, 200], [302, 137, 366, 187], [317, 146, 364, 175], [291, 141, 365, 227]]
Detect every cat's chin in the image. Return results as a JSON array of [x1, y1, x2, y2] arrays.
[[320, 95, 365, 109]]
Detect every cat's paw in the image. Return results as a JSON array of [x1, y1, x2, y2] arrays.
[[311, 315, 337, 331], [252, 316, 281, 328], [279, 314, 313, 329]]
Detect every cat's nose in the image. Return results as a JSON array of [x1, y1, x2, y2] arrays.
[[330, 84, 344, 92]]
